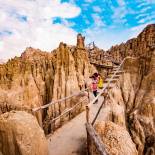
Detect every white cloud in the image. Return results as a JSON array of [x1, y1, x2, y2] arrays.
[[112, 3, 136, 25], [130, 21, 155, 38], [84, 21, 155, 50], [135, 13, 147, 19], [93, 6, 102, 13], [91, 14, 105, 27], [85, 0, 94, 3], [137, 14, 155, 24], [112, 7, 127, 24], [0, 0, 81, 59], [111, 0, 132, 25], [138, 18, 146, 24], [137, 2, 148, 8], [140, 6, 151, 13], [84, 26, 130, 50], [145, 0, 155, 4], [117, 0, 125, 6]]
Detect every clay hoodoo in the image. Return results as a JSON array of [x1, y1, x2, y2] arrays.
[[0, 34, 96, 133]]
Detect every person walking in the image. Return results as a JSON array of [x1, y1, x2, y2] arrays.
[[91, 76, 98, 103]]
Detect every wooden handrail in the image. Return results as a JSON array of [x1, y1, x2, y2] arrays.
[[90, 62, 113, 68], [88, 58, 126, 106], [85, 58, 127, 155], [50, 97, 87, 123], [32, 88, 89, 112], [88, 57, 127, 126], [91, 93, 108, 125]]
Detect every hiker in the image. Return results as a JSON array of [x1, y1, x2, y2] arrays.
[[91, 76, 98, 103], [93, 72, 99, 82], [98, 75, 103, 89]]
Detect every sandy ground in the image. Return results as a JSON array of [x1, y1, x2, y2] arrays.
[[47, 91, 109, 155]]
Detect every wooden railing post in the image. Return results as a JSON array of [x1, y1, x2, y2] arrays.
[[87, 89, 90, 102], [86, 105, 90, 123]]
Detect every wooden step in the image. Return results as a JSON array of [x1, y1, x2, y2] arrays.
[[103, 83, 116, 90], [113, 65, 119, 68], [112, 69, 119, 72], [106, 85, 115, 89], [110, 71, 124, 75], [104, 78, 118, 83], [107, 75, 120, 79]]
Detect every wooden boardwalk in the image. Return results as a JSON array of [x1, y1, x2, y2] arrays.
[[45, 58, 126, 155], [47, 93, 106, 155]]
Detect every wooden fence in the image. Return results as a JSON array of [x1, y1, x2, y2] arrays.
[[32, 88, 90, 135]]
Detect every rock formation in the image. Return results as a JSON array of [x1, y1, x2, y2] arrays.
[[94, 121, 138, 155], [0, 23, 155, 155], [0, 34, 95, 133], [0, 111, 48, 155], [77, 33, 85, 49], [93, 24, 155, 155], [107, 24, 155, 63]]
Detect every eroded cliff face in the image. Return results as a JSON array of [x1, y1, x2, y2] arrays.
[[0, 34, 95, 131], [107, 24, 155, 63], [95, 24, 155, 155], [0, 48, 55, 114], [121, 57, 155, 155], [105, 56, 155, 155]]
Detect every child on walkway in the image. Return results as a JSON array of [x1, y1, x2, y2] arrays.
[[98, 75, 103, 89]]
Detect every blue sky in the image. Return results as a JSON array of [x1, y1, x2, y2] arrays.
[[60, 0, 155, 31], [0, 0, 155, 59]]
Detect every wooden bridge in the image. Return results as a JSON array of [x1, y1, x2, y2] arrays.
[[31, 58, 127, 155]]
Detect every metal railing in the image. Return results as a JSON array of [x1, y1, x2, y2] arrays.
[[85, 57, 127, 155]]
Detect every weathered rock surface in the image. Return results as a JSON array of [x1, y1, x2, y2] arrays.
[[107, 24, 155, 63], [0, 111, 48, 155], [99, 57, 155, 154], [94, 121, 138, 155], [0, 34, 95, 133], [93, 24, 155, 155]]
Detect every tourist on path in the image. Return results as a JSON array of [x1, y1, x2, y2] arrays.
[[91, 75, 98, 103]]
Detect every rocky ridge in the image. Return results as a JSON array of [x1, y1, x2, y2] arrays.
[[93, 24, 155, 155], [0, 34, 95, 132]]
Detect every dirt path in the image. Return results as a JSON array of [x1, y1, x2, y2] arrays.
[[47, 92, 107, 155]]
